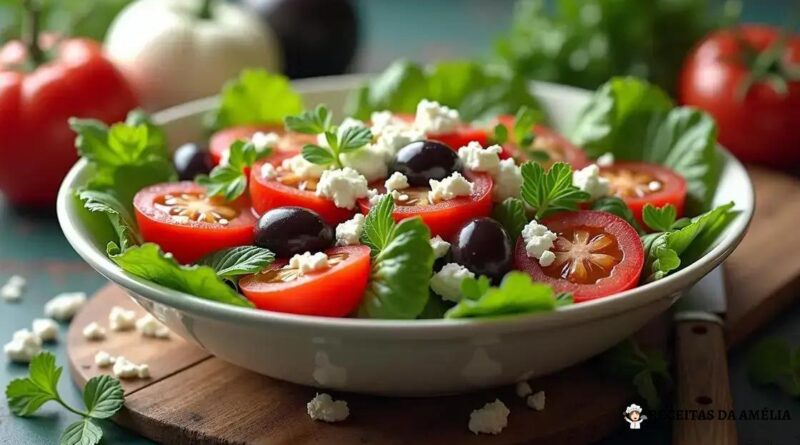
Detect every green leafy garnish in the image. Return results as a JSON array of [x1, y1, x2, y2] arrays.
[[285, 105, 372, 168], [5, 352, 125, 445], [346, 59, 547, 122], [198, 246, 275, 280], [511, 106, 540, 149], [641, 204, 683, 232], [591, 197, 642, 233], [570, 77, 720, 214], [284, 104, 333, 134], [196, 140, 272, 201], [358, 195, 435, 319], [491, 197, 528, 240], [598, 339, 672, 409], [77, 189, 140, 252], [521, 161, 590, 220], [747, 338, 800, 396], [445, 272, 559, 319], [206, 69, 304, 131]]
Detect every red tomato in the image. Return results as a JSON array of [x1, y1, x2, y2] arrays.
[[249, 158, 355, 224], [493, 116, 590, 168], [357, 171, 493, 239], [0, 38, 137, 207], [514, 211, 644, 302], [209, 125, 314, 165], [133, 182, 257, 264], [239, 245, 371, 317], [680, 25, 800, 167], [392, 113, 489, 150], [599, 161, 687, 225]]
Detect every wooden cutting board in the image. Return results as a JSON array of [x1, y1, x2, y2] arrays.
[[65, 166, 800, 445]]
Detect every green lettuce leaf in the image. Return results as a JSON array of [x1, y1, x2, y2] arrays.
[[198, 246, 275, 280], [445, 272, 558, 319], [77, 189, 140, 251]]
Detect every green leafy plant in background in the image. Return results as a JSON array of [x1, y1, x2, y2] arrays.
[[747, 338, 800, 397], [0, 0, 132, 42], [5, 353, 125, 445], [598, 339, 673, 409]]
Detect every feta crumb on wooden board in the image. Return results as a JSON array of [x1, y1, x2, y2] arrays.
[[515, 381, 533, 398], [32, 318, 59, 343], [468, 399, 510, 435], [113, 356, 150, 379], [43, 292, 87, 321], [82, 322, 107, 341], [527, 391, 546, 411], [3, 329, 42, 363], [430, 263, 475, 302], [307, 393, 350, 423], [109, 306, 137, 331], [95, 351, 116, 368], [136, 313, 171, 339]]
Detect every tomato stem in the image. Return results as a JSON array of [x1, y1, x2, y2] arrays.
[[197, 0, 215, 20], [22, 0, 45, 67]]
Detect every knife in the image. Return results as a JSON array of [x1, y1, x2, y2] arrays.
[[672, 267, 738, 445]]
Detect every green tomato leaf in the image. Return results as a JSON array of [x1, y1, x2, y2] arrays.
[[446, 271, 557, 319], [491, 197, 528, 240], [301, 145, 336, 165], [83, 375, 124, 420], [521, 161, 590, 219], [5, 352, 61, 416], [198, 246, 275, 279], [60, 419, 103, 445]]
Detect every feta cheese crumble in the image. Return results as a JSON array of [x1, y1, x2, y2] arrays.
[[430, 263, 475, 302], [1, 275, 26, 301], [251, 131, 281, 152], [648, 180, 662, 192], [3, 329, 42, 363], [282, 154, 327, 179], [316, 167, 369, 210], [109, 306, 136, 331], [384, 171, 410, 192], [306, 393, 350, 423], [44, 292, 87, 321], [430, 236, 451, 259], [515, 381, 533, 398], [32, 318, 59, 342], [335, 214, 366, 247], [428, 172, 472, 203], [521, 220, 558, 267], [468, 399, 510, 435], [371, 125, 425, 161], [82, 322, 107, 341], [596, 152, 614, 167], [527, 391, 546, 411], [260, 162, 277, 180], [458, 142, 502, 174], [113, 356, 150, 379], [341, 145, 389, 182], [6, 275, 25, 288], [573, 164, 610, 200], [94, 351, 116, 368], [414, 99, 460, 134], [288, 252, 330, 276], [369, 110, 399, 135], [136, 314, 171, 339], [492, 158, 523, 202]]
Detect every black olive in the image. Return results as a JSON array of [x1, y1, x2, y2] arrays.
[[254, 207, 333, 257], [451, 218, 512, 283], [391, 140, 462, 187], [173, 142, 213, 180]]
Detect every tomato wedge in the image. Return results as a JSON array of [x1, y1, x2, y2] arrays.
[[249, 158, 355, 224], [209, 125, 314, 165], [494, 116, 590, 168], [599, 161, 687, 224], [133, 181, 257, 264], [357, 170, 493, 239], [514, 211, 644, 302], [239, 245, 371, 317]]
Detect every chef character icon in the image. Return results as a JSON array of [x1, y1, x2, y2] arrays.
[[624, 404, 647, 429]]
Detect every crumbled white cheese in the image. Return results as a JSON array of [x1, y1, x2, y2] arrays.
[[251, 131, 281, 152], [391, 190, 409, 202], [260, 162, 277, 180], [369, 110, 399, 135], [521, 220, 558, 267], [341, 145, 389, 182], [94, 351, 116, 368], [136, 314, 171, 339], [458, 141, 502, 174], [515, 381, 533, 398], [307, 393, 350, 423], [468, 399, 510, 435], [414, 99, 460, 134], [288, 252, 330, 276], [527, 391, 546, 411], [366, 189, 383, 206], [316, 167, 369, 210], [596, 153, 614, 167], [109, 306, 137, 332], [648, 180, 662, 192], [429, 172, 473, 203], [282, 154, 327, 179], [335, 214, 366, 247], [137, 364, 151, 379], [1, 284, 22, 301], [43, 292, 87, 321], [6, 275, 26, 288], [430, 263, 475, 302], [430, 236, 451, 259], [82, 322, 107, 341], [573, 164, 610, 200], [113, 356, 149, 379], [370, 125, 425, 161], [384, 172, 410, 192], [3, 329, 42, 363], [492, 158, 523, 203], [32, 318, 59, 343]]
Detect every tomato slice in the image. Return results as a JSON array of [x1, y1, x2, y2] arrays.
[[239, 245, 371, 317], [599, 161, 687, 225], [249, 158, 356, 225], [356, 170, 493, 239], [209, 125, 314, 165], [493, 117, 591, 168], [514, 211, 644, 302], [133, 181, 257, 264]]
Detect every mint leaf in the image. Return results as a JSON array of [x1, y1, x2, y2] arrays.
[[642, 204, 678, 232], [360, 194, 396, 255], [521, 161, 590, 219], [110, 243, 253, 308], [301, 145, 336, 165], [286, 106, 372, 168], [446, 272, 558, 319], [77, 190, 140, 251], [491, 197, 527, 240], [5, 352, 61, 416], [198, 246, 275, 280], [747, 338, 800, 396], [60, 419, 102, 445], [82, 376, 123, 420], [197, 140, 271, 201], [208, 69, 304, 131], [284, 104, 332, 134], [592, 197, 641, 232]]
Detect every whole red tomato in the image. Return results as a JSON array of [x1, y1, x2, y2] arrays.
[[0, 38, 138, 207], [679, 25, 800, 168]]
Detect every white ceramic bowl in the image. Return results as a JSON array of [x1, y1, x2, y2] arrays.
[[57, 76, 754, 396]]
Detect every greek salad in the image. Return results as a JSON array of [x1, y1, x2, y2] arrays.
[[72, 64, 736, 320]]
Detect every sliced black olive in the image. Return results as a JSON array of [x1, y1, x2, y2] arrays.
[[391, 140, 462, 187], [451, 217, 512, 283], [173, 142, 213, 180], [254, 207, 333, 257]]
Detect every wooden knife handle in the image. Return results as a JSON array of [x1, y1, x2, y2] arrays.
[[673, 319, 737, 445]]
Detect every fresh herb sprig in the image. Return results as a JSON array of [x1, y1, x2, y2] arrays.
[[520, 161, 590, 220], [445, 272, 567, 319], [284, 105, 373, 169], [198, 246, 275, 281], [491, 197, 528, 239], [5, 353, 125, 445], [197, 140, 272, 201], [493, 106, 549, 162], [747, 338, 800, 397], [598, 339, 672, 409]]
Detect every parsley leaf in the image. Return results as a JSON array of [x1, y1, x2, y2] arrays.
[[491, 197, 528, 240], [284, 104, 333, 134], [6, 353, 60, 416], [198, 246, 275, 280], [82, 376, 124, 420], [642, 203, 680, 232], [747, 338, 800, 396], [445, 272, 559, 319], [520, 161, 590, 219], [598, 339, 672, 409], [285, 105, 372, 168], [196, 140, 271, 201]]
